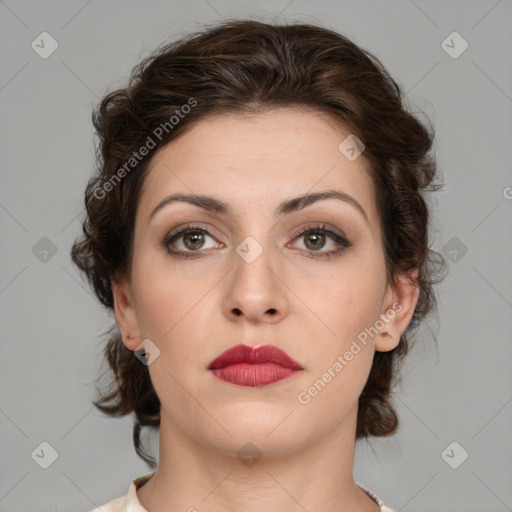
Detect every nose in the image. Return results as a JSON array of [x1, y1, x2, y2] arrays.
[[223, 240, 289, 324]]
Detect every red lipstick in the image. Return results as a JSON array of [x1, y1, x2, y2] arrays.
[[208, 344, 303, 387]]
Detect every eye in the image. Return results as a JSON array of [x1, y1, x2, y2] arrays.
[[291, 224, 351, 260], [162, 225, 222, 258], [161, 223, 351, 260]]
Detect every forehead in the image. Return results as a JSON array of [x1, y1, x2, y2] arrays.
[[138, 107, 379, 230]]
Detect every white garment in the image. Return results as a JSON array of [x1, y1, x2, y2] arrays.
[[90, 473, 396, 512]]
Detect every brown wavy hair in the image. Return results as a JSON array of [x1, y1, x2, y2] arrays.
[[71, 19, 447, 468]]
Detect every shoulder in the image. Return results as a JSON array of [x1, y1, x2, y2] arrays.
[[87, 473, 155, 512], [356, 482, 396, 512]]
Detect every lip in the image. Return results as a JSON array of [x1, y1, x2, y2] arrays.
[[208, 344, 303, 387]]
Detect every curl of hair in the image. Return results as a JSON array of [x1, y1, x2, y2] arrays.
[[71, 19, 448, 466]]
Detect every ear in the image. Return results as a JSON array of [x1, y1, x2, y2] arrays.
[[111, 275, 142, 351], [375, 268, 420, 352]]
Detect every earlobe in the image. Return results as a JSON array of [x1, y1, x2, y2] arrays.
[[111, 276, 141, 351], [375, 269, 420, 352]]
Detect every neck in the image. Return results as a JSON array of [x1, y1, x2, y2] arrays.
[[136, 405, 380, 512]]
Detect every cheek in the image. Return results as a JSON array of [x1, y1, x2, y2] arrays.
[[135, 277, 202, 339], [295, 270, 382, 414], [132, 273, 175, 338], [299, 257, 386, 349], [132, 246, 194, 330], [132, 257, 218, 364]]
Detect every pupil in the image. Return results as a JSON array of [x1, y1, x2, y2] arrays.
[[185, 232, 204, 249], [306, 233, 324, 250]]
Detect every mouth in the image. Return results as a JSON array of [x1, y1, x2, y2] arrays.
[[208, 344, 303, 387]]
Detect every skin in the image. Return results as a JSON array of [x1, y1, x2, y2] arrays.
[[112, 106, 419, 512]]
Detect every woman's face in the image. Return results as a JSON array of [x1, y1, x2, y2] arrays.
[[113, 106, 415, 456]]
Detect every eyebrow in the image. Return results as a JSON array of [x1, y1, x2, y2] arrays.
[[149, 189, 370, 226]]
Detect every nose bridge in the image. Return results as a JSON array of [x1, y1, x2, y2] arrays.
[[232, 209, 276, 275], [233, 232, 277, 292]]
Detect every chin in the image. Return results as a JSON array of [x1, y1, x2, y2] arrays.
[[200, 408, 309, 456]]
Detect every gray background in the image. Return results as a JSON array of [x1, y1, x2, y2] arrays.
[[1, 0, 511, 511]]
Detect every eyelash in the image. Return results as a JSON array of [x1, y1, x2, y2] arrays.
[[161, 223, 351, 260]]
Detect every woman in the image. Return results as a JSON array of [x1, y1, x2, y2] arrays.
[[72, 19, 446, 512]]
